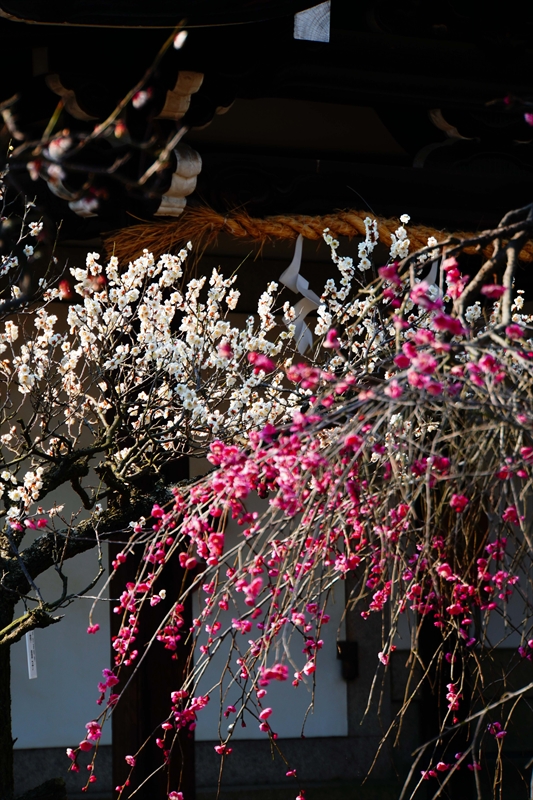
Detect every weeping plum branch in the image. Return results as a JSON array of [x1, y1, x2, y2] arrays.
[[2, 195, 533, 799], [75, 206, 533, 800]]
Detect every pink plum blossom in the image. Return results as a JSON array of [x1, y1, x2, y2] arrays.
[[450, 494, 469, 513], [506, 324, 524, 340], [384, 380, 403, 398], [248, 352, 277, 373], [323, 329, 340, 349], [481, 284, 506, 299]]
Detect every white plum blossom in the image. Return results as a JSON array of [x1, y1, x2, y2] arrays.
[[28, 221, 43, 237], [356, 217, 378, 272], [465, 302, 482, 324], [388, 215, 411, 260]]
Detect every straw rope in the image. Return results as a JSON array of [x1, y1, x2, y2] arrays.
[[103, 206, 533, 264]]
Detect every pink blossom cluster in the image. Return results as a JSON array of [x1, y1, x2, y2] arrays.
[[77, 247, 533, 797]]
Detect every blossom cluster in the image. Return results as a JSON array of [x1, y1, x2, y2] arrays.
[[0, 243, 313, 528], [60, 210, 533, 798]]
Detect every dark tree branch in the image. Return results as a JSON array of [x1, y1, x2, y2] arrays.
[[4, 529, 44, 604], [452, 205, 533, 319], [70, 475, 94, 510], [401, 203, 533, 279], [39, 455, 90, 498], [500, 235, 526, 325], [0, 606, 62, 648], [5, 485, 173, 598]]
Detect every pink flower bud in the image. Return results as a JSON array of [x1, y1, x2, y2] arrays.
[[218, 341, 233, 359], [480, 284, 506, 299], [506, 324, 524, 340], [323, 329, 340, 349], [450, 494, 469, 513]]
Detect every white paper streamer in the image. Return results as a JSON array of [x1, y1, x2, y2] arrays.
[[279, 234, 322, 354]]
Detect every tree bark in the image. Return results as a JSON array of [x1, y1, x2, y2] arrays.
[[0, 599, 15, 800]]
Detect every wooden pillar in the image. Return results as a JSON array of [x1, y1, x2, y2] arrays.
[[110, 464, 195, 799], [111, 553, 195, 800]]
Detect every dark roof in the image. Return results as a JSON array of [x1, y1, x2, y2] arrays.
[[1, 1, 532, 238], [0, 0, 315, 27]]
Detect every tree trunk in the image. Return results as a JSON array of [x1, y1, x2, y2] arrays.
[[0, 599, 15, 800]]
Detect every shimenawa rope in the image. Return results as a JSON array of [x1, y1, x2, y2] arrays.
[[102, 206, 533, 264]]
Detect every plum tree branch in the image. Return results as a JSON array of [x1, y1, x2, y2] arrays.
[[1, 485, 174, 603], [0, 606, 62, 649]]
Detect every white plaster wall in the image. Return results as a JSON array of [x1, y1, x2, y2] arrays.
[[189, 457, 348, 740], [192, 577, 347, 740], [11, 544, 112, 749], [191, 488, 348, 741]]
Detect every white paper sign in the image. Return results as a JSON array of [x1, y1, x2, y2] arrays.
[[26, 631, 37, 679]]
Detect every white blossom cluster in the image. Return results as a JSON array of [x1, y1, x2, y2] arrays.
[[257, 282, 278, 331], [70, 250, 305, 449], [318, 227, 356, 328], [357, 216, 379, 271], [317, 220, 407, 357], [465, 302, 481, 324], [0, 245, 312, 522], [0, 465, 45, 520], [389, 215, 411, 260]]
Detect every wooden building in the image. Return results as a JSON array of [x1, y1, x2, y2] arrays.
[[3, 3, 533, 799]]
